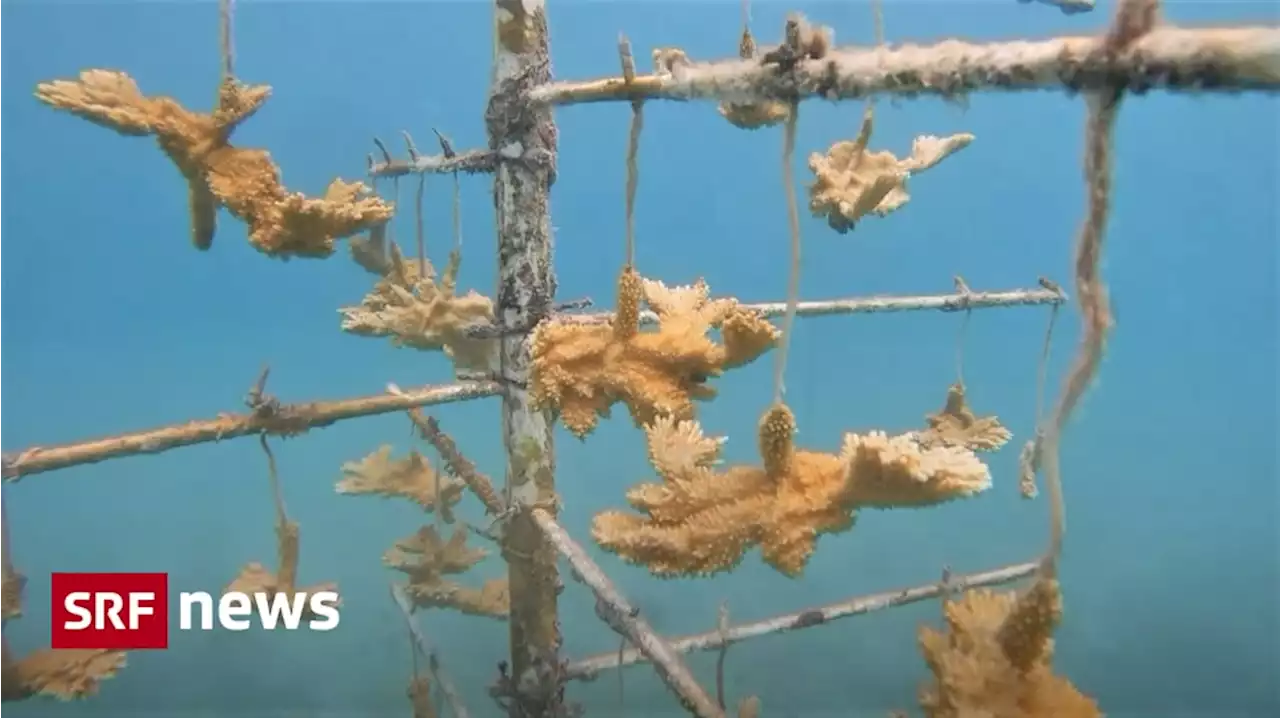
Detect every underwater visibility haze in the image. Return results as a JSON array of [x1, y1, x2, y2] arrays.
[[1, 0, 1277, 716]]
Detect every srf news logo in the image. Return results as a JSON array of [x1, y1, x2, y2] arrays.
[[51, 573, 341, 650]]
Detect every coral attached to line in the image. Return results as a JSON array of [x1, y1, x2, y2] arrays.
[[531, 267, 779, 438], [809, 105, 974, 233], [34, 70, 392, 257], [592, 404, 992, 577], [916, 578, 1101, 717], [384, 525, 510, 620], [340, 236, 497, 374], [337, 444, 465, 522]]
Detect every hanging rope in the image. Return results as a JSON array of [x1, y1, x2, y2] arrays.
[[620, 36, 643, 269], [219, 0, 235, 79], [1018, 300, 1061, 500], [953, 276, 973, 386], [773, 103, 802, 405], [738, 0, 756, 59]]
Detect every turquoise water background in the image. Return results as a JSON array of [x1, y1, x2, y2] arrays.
[[2, 0, 1276, 716]]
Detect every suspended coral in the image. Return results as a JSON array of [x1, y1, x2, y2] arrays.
[[227, 438, 338, 618], [718, 9, 792, 131], [225, 520, 340, 620], [916, 577, 1101, 718], [340, 239, 497, 374], [531, 267, 779, 438], [1, 643, 127, 703], [915, 382, 1013, 453], [33, 71, 391, 257], [592, 404, 991, 578], [808, 105, 973, 233], [385, 525, 509, 620], [337, 444, 465, 522]]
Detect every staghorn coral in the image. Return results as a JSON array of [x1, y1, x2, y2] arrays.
[[225, 520, 340, 621], [1, 642, 127, 703], [531, 267, 779, 438], [337, 444, 465, 522], [592, 404, 991, 577], [916, 382, 1013, 453], [808, 105, 973, 233], [916, 577, 1101, 718], [385, 525, 509, 620], [339, 239, 497, 374], [33, 71, 391, 257]]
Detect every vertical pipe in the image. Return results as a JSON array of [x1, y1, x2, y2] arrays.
[[486, 0, 562, 711]]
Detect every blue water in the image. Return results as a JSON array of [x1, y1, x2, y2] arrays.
[[2, 1, 1276, 716]]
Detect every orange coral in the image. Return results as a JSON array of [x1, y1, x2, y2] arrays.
[[385, 526, 509, 620], [339, 239, 496, 374], [1, 642, 126, 703], [917, 577, 1102, 718], [337, 444, 465, 522], [916, 382, 1013, 453], [34, 70, 391, 257], [225, 520, 339, 621], [592, 404, 992, 577], [531, 267, 779, 438]]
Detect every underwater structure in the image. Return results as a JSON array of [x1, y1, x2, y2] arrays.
[[3, 0, 1278, 715]]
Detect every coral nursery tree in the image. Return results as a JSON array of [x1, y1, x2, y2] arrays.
[[3, 0, 1277, 716]]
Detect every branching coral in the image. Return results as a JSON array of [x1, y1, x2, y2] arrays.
[[385, 525, 510, 620], [531, 267, 779, 438], [915, 382, 1013, 453], [1, 516, 24, 624], [916, 577, 1101, 717], [1, 510, 124, 703], [808, 105, 974, 233], [592, 404, 991, 577], [1, 644, 127, 703], [340, 237, 497, 374], [227, 438, 338, 618], [33, 71, 391, 257], [225, 520, 340, 619], [337, 444, 465, 522]]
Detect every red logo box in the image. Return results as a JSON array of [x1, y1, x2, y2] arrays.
[[51, 572, 169, 650]]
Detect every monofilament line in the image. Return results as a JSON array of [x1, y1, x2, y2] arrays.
[[219, 0, 235, 78], [620, 36, 643, 269], [773, 104, 802, 405]]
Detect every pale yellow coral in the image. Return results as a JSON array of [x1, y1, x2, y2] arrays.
[[916, 382, 1013, 453], [339, 243, 496, 373], [808, 105, 973, 233], [34, 70, 391, 256], [531, 267, 779, 438], [917, 578, 1101, 718], [592, 405, 991, 578], [337, 445, 464, 522]]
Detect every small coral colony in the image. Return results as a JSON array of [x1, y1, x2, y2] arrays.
[[3, 0, 1104, 715]]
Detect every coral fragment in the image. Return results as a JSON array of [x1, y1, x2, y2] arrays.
[[808, 105, 973, 233], [592, 405, 991, 578], [916, 382, 1014, 453], [531, 267, 779, 438], [337, 445, 465, 522], [33, 70, 391, 257], [339, 243, 496, 374], [386, 526, 509, 620], [917, 578, 1101, 718]]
